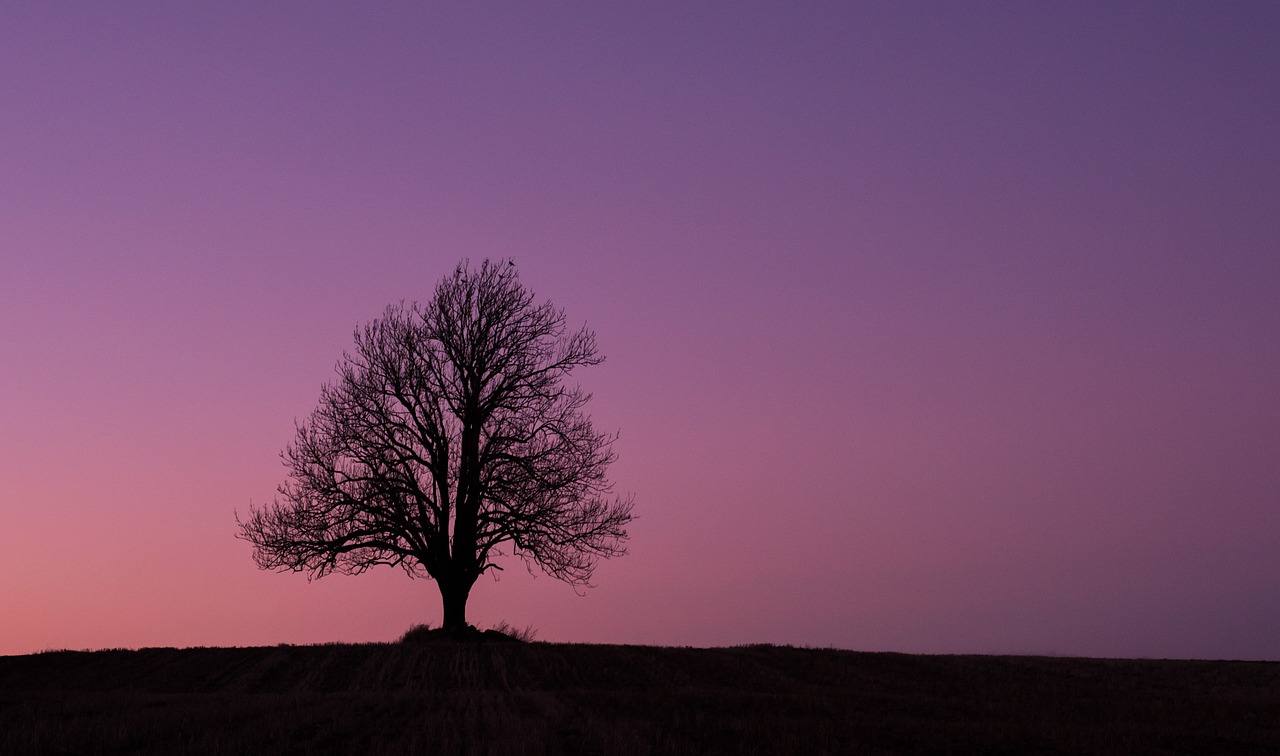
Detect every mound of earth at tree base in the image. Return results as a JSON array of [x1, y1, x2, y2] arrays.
[[398, 623, 524, 644]]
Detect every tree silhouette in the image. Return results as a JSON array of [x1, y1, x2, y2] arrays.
[[238, 260, 634, 630]]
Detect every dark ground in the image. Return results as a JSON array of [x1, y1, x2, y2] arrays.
[[1, 641, 1277, 755]]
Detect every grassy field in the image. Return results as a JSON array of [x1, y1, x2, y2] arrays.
[[1, 641, 1277, 754]]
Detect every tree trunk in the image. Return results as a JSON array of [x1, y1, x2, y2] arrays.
[[439, 577, 473, 630]]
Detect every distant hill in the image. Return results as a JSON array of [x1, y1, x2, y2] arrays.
[[2, 642, 1277, 754]]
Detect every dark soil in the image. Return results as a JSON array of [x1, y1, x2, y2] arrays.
[[1, 642, 1277, 755]]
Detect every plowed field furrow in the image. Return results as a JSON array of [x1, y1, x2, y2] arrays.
[[1, 643, 1277, 755]]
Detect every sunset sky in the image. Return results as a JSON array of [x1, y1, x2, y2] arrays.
[[3, 2, 1278, 660]]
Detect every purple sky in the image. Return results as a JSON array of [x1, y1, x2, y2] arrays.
[[3, 2, 1278, 659]]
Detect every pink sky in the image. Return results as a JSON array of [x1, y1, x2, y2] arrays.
[[3, 2, 1278, 659]]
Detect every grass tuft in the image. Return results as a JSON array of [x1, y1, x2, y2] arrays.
[[491, 620, 538, 642], [397, 623, 434, 644]]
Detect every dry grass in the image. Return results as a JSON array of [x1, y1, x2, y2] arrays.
[[490, 620, 539, 643], [1, 643, 1277, 754]]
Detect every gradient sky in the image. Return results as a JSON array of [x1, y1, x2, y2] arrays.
[[3, 2, 1278, 660]]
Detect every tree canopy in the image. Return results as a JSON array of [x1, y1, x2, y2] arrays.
[[238, 260, 633, 629]]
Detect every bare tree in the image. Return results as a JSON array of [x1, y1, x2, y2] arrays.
[[238, 260, 634, 630]]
